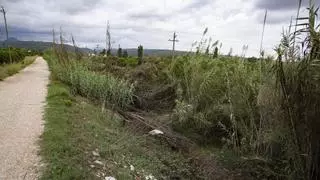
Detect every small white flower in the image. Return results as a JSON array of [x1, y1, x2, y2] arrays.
[[130, 165, 135, 171], [92, 151, 100, 157], [148, 129, 164, 135], [105, 176, 116, 180], [145, 174, 156, 180]]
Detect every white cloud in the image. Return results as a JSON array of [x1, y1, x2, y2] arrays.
[[0, 0, 310, 56]]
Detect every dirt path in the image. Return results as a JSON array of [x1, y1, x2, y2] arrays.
[[0, 57, 49, 180]]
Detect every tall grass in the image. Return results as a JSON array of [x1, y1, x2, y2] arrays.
[[271, 1, 320, 178], [46, 53, 134, 108], [46, 28, 134, 108], [167, 28, 267, 151], [168, 1, 320, 179], [168, 52, 268, 150]]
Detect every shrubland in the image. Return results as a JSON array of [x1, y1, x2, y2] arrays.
[[43, 1, 319, 179]]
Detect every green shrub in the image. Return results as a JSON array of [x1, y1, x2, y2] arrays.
[[0, 48, 29, 64], [119, 57, 138, 66]]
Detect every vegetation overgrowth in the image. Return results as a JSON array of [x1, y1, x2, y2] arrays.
[[41, 81, 212, 180], [0, 47, 38, 64], [0, 56, 37, 80], [43, 1, 319, 179], [44, 54, 134, 109]]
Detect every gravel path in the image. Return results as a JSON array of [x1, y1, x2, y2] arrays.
[[0, 57, 49, 180]]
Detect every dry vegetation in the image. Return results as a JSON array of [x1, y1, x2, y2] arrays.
[[42, 1, 320, 179]]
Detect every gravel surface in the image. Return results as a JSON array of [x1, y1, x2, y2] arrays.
[[0, 57, 49, 180]]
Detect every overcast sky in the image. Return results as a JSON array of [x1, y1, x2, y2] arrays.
[[0, 0, 318, 56]]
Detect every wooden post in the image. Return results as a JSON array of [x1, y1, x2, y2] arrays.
[[169, 32, 179, 60], [1, 6, 12, 63]]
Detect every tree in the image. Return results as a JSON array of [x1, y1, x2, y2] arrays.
[[247, 56, 258, 62], [227, 47, 233, 56], [107, 49, 111, 56], [138, 45, 143, 65], [196, 47, 200, 55], [100, 48, 106, 55], [117, 46, 122, 57], [213, 47, 218, 58], [123, 50, 128, 58]]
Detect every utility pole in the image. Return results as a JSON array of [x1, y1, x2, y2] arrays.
[[106, 21, 111, 56], [1, 6, 12, 63], [169, 31, 179, 60], [52, 29, 56, 55], [106, 22, 110, 52]]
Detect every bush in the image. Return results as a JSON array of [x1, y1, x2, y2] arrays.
[[0, 48, 29, 64], [119, 57, 138, 66]]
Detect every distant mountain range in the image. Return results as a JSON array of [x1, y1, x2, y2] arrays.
[[0, 38, 92, 53], [0, 38, 187, 56], [109, 48, 187, 56]]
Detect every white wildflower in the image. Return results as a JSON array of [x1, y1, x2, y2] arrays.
[[130, 164, 135, 171], [148, 129, 164, 135], [105, 176, 116, 180]]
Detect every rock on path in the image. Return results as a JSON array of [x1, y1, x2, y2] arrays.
[[0, 57, 49, 179]]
